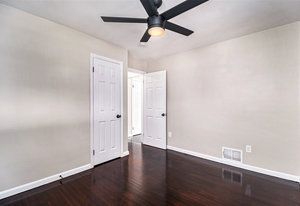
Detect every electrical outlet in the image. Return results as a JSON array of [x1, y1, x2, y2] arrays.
[[168, 132, 172, 138], [246, 145, 252, 153]]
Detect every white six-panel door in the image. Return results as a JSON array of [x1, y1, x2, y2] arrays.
[[93, 57, 121, 165], [143, 71, 167, 149]]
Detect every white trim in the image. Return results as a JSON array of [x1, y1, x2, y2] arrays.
[[90, 53, 124, 166], [90, 54, 94, 166], [0, 164, 93, 200], [121, 151, 129, 157], [127, 70, 144, 140], [127, 68, 145, 143], [120, 60, 124, 156], [167, 145, 300, 183]]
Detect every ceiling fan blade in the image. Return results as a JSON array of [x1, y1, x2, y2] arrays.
[[161, 0, 209, 20], [165, 21, 193, 36], [140, 0, 158, 16], [101, 16, 147, 23], [140, 30, 151, 42]]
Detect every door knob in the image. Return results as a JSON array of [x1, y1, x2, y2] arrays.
[[161, 113, 166, 117], [116, 114, 122, 118]]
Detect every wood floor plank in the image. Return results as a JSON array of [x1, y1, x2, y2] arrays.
[[1, 143, 299, 205]]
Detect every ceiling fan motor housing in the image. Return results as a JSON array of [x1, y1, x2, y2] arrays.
[[101, 0, 209, 42], [153, 0, 163, 8], [148, 15, 166, 29]]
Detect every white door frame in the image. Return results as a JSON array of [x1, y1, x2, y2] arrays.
[[90, 53, 124, 166], [128, 68, 145, 141], [128, 68, 146, 75]]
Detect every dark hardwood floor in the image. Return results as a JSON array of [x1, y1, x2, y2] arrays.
[[1, 143, 300, 206]]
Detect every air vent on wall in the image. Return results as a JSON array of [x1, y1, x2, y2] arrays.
[[222, 147, 243, 163]]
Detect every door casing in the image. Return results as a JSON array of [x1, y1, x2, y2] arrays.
[[128, 68, 145, 139], [90, 53, 124, 166]]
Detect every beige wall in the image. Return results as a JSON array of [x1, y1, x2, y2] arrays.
[[0, 4, 128, 191], [147, 22, 300, 176]]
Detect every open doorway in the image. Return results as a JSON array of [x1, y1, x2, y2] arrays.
[[128, 69, 144, 143], [128, 69, 167, 149]]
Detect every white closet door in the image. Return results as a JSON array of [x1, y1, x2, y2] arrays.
[[93, 57, 121, 165], [143, 71, 166, 149]]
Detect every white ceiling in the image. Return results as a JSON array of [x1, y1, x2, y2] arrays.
[[1, 0, 300, 60]]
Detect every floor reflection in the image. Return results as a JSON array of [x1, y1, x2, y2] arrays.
[[1, 143, 299, 206]]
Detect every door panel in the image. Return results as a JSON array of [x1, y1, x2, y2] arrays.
[[143, 71, 166, 149], [93, 57, 121, 165]]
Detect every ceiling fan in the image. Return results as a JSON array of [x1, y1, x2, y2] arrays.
[[101, 0, 209, 42]]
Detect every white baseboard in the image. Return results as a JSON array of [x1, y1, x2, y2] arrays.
[[167, 145, 300, 183], [121, 151, 129, 157], [0, 164, 93, 200]]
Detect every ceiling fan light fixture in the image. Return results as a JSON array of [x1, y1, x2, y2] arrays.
[[101, 0, 209, 42], [148, 26, 165, 37]]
